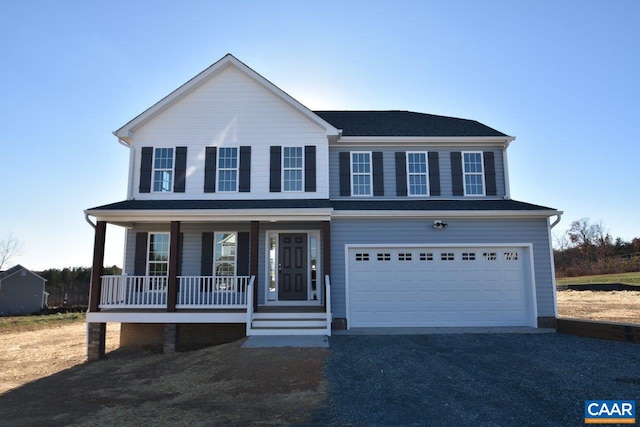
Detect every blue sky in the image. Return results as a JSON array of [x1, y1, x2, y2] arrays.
[[1, 0, 638, 270]]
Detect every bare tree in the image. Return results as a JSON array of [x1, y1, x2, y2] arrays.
[[0, 233, 23, 270], [566, 218, 613, 261]]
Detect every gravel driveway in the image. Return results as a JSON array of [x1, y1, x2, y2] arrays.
[[310, 333, 640, 426]]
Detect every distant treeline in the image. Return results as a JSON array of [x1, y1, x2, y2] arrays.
[[555, 218, 640, 277], [38, 266, 122, 306]]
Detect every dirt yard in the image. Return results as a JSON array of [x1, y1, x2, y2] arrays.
[[0, 291, 637, 425], [556, 290, 640, 324], [0, 321, 328, 426]]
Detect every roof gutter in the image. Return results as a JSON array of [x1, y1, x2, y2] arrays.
[[84, 212, 96, 230], [550, 212, 563, 229]]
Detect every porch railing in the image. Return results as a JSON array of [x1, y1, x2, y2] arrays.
[[177, 276, 251, 308], [99, 275, 252, 309]]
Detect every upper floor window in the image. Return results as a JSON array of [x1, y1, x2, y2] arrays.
[[351, 152, 372, 196], [153, 148, 174, 192], [218, 147, 238, 192], [407, 152, 429, 196], [463, 151, 485, 196], [283, 147, 303, 192]]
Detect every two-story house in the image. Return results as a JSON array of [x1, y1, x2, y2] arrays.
[[85, 54, 561, 359]]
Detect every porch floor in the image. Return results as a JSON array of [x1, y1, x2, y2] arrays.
[[257, 306, 325, 313]]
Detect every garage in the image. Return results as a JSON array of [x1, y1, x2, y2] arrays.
[[347, 245, 536, 328]]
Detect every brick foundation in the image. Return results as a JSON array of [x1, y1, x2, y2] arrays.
[[119, 323, 245, 353], [87, 323, 106, 361]]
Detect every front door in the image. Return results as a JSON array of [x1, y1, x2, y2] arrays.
[[278, 233, 307, 300]]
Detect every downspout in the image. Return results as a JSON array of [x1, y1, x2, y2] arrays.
[[550, 213, 562, 229], [115, 134, 135, 200], [85, 212, 96, 229]]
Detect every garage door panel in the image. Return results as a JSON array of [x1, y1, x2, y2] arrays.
[[348, 246, 532, 327]]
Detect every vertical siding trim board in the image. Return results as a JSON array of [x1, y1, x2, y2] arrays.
[[395, 152, 407, 196], [451, 152, 463, 196], [428, 152, 441, 196], [200, 232, 214, 276], [173, 147, 187, 193], [134, 232, 148, 276], [270, 146, 282, 192], [339, 152, 351, 196], [204, 147, 217, 193], [239, 146, 251, 193], [483, 151, 497, 196], [304, 145, 316, 192], [139, 147, 153, 193], [372, 151, 384, 196]]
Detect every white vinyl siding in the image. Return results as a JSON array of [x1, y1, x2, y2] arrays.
[[153, 148, 174, 192], [283, 147, 303, 192], [407, 152, 429, 196], [351, 152, 372, 196], [462, 151, 485, 196], [130, 65, 329, 200]]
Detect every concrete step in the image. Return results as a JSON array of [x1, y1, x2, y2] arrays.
[[252, 319, 326, 328], [253, 312, 327, 320], [249, 327, 328, 336]]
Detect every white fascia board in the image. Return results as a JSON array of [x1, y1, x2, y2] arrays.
[[333, 136, 516, 147], [331, 209, 562, 219], [85, 208, 334, 223], [87, 311, 247, 324], [114, 54, 339, 142]]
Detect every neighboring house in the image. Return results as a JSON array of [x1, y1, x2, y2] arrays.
[[84, 54, 561, 359], [0, 265, 48, 315]]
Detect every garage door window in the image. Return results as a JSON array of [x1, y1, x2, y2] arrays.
[[441, 252, 455, 261], [398, 253, 412, 261], [504, 252, 519, 261], [462, 252, 476, 261], [355, 253, 370, 261], [483, 252, 497, 261], [420, 253, 434, 261], [377, 253, 391, 261]]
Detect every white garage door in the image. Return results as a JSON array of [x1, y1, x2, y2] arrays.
[[347, 246, 534, 328]]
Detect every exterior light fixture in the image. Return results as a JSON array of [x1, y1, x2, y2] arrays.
[[432, 220, 448, 230]]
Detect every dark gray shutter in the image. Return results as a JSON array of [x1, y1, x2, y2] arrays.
[[483, 151, 497, 196], [339, 152, 351, 196], [239, 146, 251, 192], [134, 232, 148, 276], [139, 147, 153, 193], [204, 147, 217, 193], [395, 152, 407, 196], [372, 152, 384, 196], [174, 147, 187, 193], [201, 232, 214, 276], [237, 232, 250, 276], [451, 152, 464, 196], [304, 145, 316, 192], [270, 146, 281, 192], [428, 152, 441, 196]]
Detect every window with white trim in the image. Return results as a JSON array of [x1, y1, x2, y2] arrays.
[[351, 152, 372, 196], [147, 233, 169, 291], [214, 232, 237, 277], [462, 152, 485, 196], [407, 152, 428, 196], [153, 148, 174, 192], [218, 148, 238, 192], [283, 147, 303, 192]]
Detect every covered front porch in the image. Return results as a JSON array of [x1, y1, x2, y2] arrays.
[[85, 202, 334, 360]]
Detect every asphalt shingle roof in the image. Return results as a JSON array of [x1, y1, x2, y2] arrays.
[[313, 111, 508, 137], [87, 199, 554, 212]]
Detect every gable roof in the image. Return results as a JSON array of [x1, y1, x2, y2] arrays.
[[114, 54, 340, 143], [314, 111, 509, 137], [0, 264, 46, 282]]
